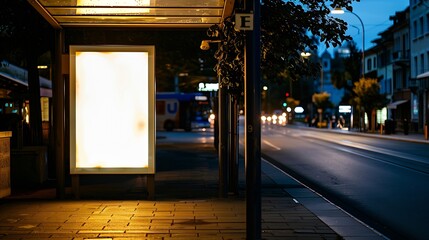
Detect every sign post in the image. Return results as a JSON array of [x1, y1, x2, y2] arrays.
[[244, 1, 261, 239]]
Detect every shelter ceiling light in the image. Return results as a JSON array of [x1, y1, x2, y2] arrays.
[[77, 0, 150, 14]]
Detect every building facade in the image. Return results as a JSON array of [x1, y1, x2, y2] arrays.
[[366, 4, 429, 132], [317, 50, 345, 110], [410, 0, 429, 130], [390, 7, 412, 130]]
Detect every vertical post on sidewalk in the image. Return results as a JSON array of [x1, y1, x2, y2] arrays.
[[218, 82, 229, 198], [229, 95, 239, 195], [53, 29, 66, 199], [425, 124, 428, 140], [245, 0, 261, 239]]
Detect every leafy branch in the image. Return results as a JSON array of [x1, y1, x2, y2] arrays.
[[207, 16, 245, 96]]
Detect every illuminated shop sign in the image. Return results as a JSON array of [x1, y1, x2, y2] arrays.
[[69, 45, 155, 174], [198, 82, 219, 91], [195, 95, 208, 101], [339, 105, 352, 113]]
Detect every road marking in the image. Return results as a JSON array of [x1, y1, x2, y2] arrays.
[[308, 135, 428, 164], [262, 140, 281, 150]]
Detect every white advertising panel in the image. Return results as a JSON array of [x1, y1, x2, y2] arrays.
[[69, 45, 155, 174]]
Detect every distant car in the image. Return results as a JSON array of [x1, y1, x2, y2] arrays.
[[261, 111, 287, 126]]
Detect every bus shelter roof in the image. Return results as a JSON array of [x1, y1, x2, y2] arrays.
[[27, 0, 235, 29]]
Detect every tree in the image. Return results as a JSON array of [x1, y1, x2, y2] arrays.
[[206, 0, 359, 114], [312, 92, 334, 109], [261, 0, 357, 84], [330, 40, 362, 103], [285, 97, 300, 123], [207, 18, 245, 97], [153, 30, 215, 92], [352, 78, 388, 132], [312, 92, 334, 127]]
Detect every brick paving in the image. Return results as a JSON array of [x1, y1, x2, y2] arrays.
[[0, 139, 342, 239], [0, 199, 246, 239], [0, 198, 340, 239]]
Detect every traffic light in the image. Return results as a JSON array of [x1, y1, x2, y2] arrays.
[[285, 92, 290, 97], [283, 102, 287, 107]]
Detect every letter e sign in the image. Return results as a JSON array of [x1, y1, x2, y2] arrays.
[[235, 13, 254, 31]]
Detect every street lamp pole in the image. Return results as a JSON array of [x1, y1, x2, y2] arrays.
[[332, 8, 365, 78]]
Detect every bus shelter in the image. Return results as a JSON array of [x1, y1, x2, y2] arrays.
[[27, 1, 261, 238]]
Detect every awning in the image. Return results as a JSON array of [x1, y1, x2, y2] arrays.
[[27, 0, 235, 29], [417, 71, 429, 79], [0, 65, 52, 97], [387, 100, 408, 109]]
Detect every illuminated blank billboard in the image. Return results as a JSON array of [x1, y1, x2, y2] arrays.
[[69, 45, 155, 174]]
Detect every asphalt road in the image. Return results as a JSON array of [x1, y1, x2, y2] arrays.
[[260, 124, 429, 240]]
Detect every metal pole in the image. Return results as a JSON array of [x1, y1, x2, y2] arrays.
[[229, 95, 239, 195], [348, 11, 365, 78], [245, 0, 261, 239], [213, 95, 219, 150], [53, 29, 65, 198], [332, 9, 365, 78], [218, 84, 229, 198]]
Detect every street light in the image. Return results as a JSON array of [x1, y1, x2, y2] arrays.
[[300, 52, 311, 58], [262, 86, 269, 113], [301, 51, 324, 91], [331, 8, 365, 78]]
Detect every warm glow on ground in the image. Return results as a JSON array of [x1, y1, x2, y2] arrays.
[[75, 51, 149, 169]]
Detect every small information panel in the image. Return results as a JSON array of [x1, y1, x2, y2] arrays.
[[69, 45, 155, 174], [235, 13, 254, 31]]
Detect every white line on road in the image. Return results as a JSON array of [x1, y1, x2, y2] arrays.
[[262, 140, 281, 150]]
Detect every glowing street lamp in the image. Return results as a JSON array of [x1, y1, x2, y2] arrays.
[[331, 8, 365, 78], [300, 52, 312, 58], [331, 8, 365, 77], [300, 51, 324, 91]]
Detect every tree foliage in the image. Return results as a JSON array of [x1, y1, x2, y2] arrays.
[[352, 78, 388, 131], [312, 92, 333, 110], [0, 0, 53, 63], [261, 0, 358, 82], [286, 97, 300, 108], [330, 40, 362, 102], [151, 30, 213, 92], [331, 41, 361, 87], [207, 17, 245, 96], [207, 0, 359, 97], [352, 78, 387, 112]]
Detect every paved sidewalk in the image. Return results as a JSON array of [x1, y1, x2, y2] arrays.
[[0, 132, 384, 239]]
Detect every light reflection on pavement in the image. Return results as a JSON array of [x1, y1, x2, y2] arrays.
[[156, 129, 214, 144]]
